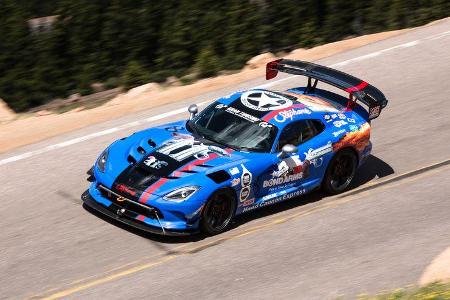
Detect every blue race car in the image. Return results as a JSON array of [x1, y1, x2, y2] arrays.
[[82, 59, 388, 236]]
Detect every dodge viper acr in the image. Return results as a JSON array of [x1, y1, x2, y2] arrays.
[[82, 59, 388, 236]]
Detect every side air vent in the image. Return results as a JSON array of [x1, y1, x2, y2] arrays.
[[137, 146, 146, 154], [127, 155, 137, 165], [207, 170, 231, 184], [180, 170, 198, 174], [148, 139, 156, 147]]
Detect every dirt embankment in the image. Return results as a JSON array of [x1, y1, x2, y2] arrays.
[[0, 29, 407, 154]]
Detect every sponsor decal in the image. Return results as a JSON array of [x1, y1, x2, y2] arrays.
[[229, 167, 240, 175], [242, 188, 307, 213], [338, 113, 346, 120], [258, 121, 272, 128], [116, 196, 126, 202], [241, 165, 252, 186], [115, 184, 137, 196], [347, 117, 356, 123], [332, 129, 346, 137], [272, 160, 290, 178], [333, 120, 348, 128], [303, 143, 332, 169], [239, 164, 253, 202], [266, 155, 307, 188], [273, 108, 312, 123], [240, 186, 251, 202], [143, 156, 168, 169], [243, 198, 255, 206], [324, 113, 341, 123], [271, 155, 303, 178], [241, 90, 293, 111], [263, 173, 303, 188], [304, 142, 333, 160], [225, 107, 260, 123], [262, 190, 286, 201], [349, 124, 359, 132], [231, 178, 241, 187], [369, 105, 381, 119]]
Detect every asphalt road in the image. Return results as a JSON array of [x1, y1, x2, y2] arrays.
[[1, 19, 449, 300]]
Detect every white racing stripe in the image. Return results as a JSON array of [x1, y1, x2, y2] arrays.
[[1, 29, 446, 166]]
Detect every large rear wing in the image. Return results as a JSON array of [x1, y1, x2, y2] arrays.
[[266, 59, 388, 120]]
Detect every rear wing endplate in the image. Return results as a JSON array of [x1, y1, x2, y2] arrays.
[[266, 59, 388, 120]]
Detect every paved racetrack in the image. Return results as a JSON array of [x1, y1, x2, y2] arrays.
[[0, 19, 449, 300]]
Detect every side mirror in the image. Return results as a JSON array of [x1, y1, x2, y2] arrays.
[[277, 144, 297, 159], [188, 104, 198, 120]]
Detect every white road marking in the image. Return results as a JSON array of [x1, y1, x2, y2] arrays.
[[0, 29, 445, 166], [0, 102, 209, 166], [426, 30, 450, 40], [331, 40, 421, 68], [258, 39, 422, 88]]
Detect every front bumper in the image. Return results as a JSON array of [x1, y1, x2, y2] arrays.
[[81, 189, 198, 236]]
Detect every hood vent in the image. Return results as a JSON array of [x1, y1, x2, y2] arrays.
[[148, 139, 156, 147], [137, 146, 146, 154], [127, 155, 137, 165], [207, 170, 231, 184]]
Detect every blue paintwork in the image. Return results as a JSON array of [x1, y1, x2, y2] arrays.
[[88, 87, 372, 233]]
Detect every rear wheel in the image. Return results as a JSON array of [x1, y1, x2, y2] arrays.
[[323, 149, 357, 194], [200, 189, 236, 235]]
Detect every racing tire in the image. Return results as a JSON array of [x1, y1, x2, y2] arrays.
[[200, 188, 236, 235], [322, 148, 357, 195]]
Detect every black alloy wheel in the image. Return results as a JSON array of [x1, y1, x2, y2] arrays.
[[323, 148, 357, 194], [200, 189, 236, 235]]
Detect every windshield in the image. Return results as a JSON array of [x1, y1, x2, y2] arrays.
[[190, 104, 278, 152]]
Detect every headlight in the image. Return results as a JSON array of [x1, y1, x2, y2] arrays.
[[163, 186, 199, 202], [96, 149, 109, 172]]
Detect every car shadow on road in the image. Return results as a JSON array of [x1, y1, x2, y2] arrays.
[[83, 154, 394, 246]]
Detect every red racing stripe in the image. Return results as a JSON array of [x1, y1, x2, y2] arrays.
[[139, 149, 233, 204], [173, 153, 219, 176], [136, 215, 146, 221], [345, 81, 368, 93], [140, 178, 168, 204], [262, 103, 305, 122]]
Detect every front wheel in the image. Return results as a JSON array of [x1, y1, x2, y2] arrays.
[[322, 148, 357, 194], [200, 189, 236, 235]]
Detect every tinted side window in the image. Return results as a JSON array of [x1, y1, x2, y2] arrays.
[[277, 119, 323, 150], [310, 120, 325, 135]]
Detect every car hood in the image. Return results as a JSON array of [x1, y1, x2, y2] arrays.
[[102, 121, 253, 197]]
